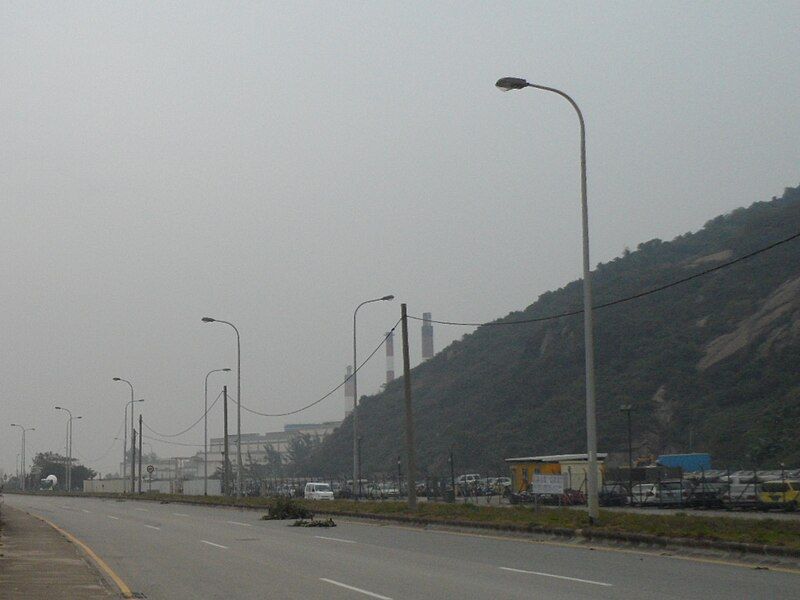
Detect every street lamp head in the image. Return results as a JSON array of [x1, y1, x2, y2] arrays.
[[381, 295, 395, 301], [112, 377, 121, 381], [55, 406, 62, 410], [201, 317, 216, 323], [136, 398, 145, 403], [222, 368, 232, 372], [496, 77, 530, 91]]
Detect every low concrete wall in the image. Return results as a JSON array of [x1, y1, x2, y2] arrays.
[[182, 479, 220, 496]]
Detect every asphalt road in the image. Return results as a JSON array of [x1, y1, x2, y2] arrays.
[[5, 494, 800, 600]]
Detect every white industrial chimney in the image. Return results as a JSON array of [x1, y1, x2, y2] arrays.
[[344, 365, 354, 416], [421, 312, 434, 360]]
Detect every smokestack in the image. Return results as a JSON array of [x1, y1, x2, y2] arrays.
[[385, 331, 395, 384], [344, 365, 354, 416], [421, 312, 434, 360]]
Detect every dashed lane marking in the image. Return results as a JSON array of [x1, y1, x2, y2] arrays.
[[315, 535, 356, 544], [320, 578, 393, 599], [201, 540, 228, 549], [500, 567, 612, 587]]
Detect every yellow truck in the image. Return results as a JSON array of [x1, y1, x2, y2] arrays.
[[758, 480, 800, 511]]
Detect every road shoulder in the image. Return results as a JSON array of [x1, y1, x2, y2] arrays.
[[0, 504, 118, 599]]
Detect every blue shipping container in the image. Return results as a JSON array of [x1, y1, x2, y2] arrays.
[[657, 453, 712, 472]]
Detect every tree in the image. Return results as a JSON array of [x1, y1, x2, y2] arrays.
[[286, 434, 321, 476], [264, 443, 283, 478], [31, 452, 96, 491]]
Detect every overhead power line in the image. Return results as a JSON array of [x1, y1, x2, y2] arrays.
[[407, 230, 800, 327], [142, 389, 224, 438], [141, 432, 205, 448], [135, 318, 401, 439], [76, 414, 126, 464], [230, 318, 402, 418]]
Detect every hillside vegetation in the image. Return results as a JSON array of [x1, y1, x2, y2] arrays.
[[310, 186, 800, 475]]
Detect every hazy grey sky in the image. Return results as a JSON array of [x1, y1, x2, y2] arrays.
[[2, 2, 798, 476]]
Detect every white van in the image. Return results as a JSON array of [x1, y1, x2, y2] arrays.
[[304, 482, 334, 500]]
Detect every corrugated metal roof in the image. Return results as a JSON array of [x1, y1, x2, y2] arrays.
[[505, 453, 608, 463]]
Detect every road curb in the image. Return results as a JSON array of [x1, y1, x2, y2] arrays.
[[26, 510, 134, 599]]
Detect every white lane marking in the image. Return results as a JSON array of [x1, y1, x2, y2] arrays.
[[173, 513, 190, 517], [315, 535, 356, 544], [144, 524, 161, 530], [82, 509, 91, 513], [226, 520, 252, 527], [135, 508, 148, 512], [108, 515, 120, 520], [320, 578, 393, 599], [201, 540, 228, 549], [499, 567, 612, 587]]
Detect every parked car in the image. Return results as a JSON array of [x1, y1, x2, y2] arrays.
[[721, 476, 761, 510], [378, 483, 400, 498], [304, 482, 334, 500], [631, 481, 689, 507], [599, 483, 629, 506], [686, 481, 726, 509], [456, 474, 481, 485], [493, 477, 512, 495], [758, 480, 800, 511]]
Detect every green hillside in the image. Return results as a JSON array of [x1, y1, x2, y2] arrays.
[[309, 185, 800, 476]]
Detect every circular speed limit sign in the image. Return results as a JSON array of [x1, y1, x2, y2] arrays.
[[146, 465, 155, 474]]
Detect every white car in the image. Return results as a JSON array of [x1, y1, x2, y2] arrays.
[[456, 474, 481, 485], [304, 482, 334, 500]]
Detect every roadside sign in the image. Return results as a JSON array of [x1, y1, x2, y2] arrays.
[[146, 465, 155, 474], [531, 474, 564, 495]]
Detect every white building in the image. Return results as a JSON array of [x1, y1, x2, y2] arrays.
[[122, 422, 342, 482]]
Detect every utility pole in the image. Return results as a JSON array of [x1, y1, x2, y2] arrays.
[[223, 385, 230, 496], [130, 427, 137, 494], [138, 414, 143, 493], [400, 303, 418, 509]]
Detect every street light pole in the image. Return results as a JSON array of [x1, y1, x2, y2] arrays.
[[352, 295, 394, 500], [620, 404, 633, 505], [11, 424, 35, 492], [113, 378, 134, 482], [121, 398, 144, 489], [202, 317, 243, 498], [496, 76, 600, 522], [54, 407, 78, 491], [204, 368, 231, 495]]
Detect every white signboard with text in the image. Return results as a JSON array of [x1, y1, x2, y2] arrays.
[[530, 474, 565, 495]]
